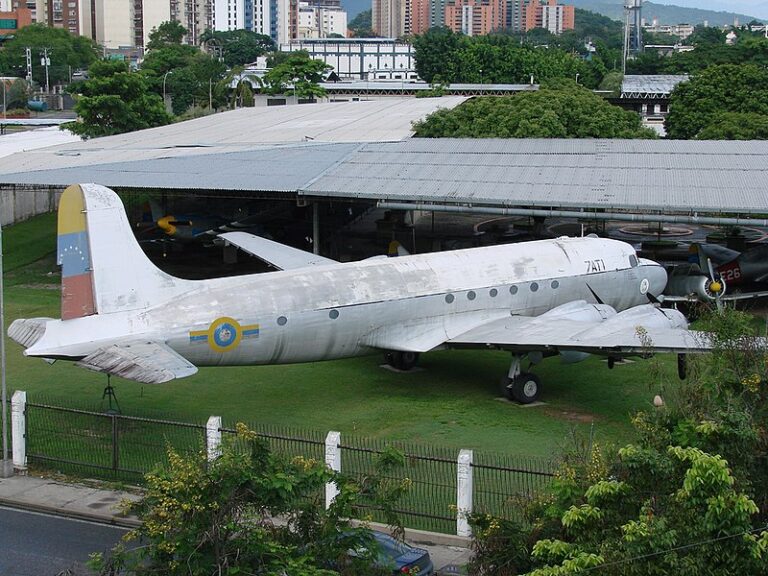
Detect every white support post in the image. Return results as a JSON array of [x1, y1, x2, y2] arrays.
[[11, 390, 26, 472], [206, 416, 222, 461], [457, 449, 474, 537], [325, 431, 341, 509]]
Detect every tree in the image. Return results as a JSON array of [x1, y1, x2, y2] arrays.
[[200, 29, 275, 67], [413, 81, 656, 139], [666, 64, 768, 139], [146, 20, 187, 51], [90, 424, 410, 576], [0, 24, 99, 87], [348, 10, 376, 38], [63, 60, 172, 139], [263, 52, 331, 99], [469, 308, 768, 576]]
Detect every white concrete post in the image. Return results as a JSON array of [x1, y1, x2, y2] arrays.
[[11, 390, 26, 471], [206, 416, 222, 461], [457, 449, 474, 537], [325, 431, 341, 509]]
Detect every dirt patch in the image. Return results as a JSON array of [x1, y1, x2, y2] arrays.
[[541, 407, 597, 424]]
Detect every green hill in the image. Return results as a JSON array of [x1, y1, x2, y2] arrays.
[[570, 0, 762, 26]]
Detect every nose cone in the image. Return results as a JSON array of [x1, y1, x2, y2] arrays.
[[639, 258, 668, 297]]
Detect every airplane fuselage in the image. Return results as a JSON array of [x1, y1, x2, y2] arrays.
[[28, 237, 667, 367]]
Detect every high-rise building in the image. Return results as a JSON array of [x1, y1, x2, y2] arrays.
[[213, 0, 245, 30], [35, 0, 82, 35], [170, 0, 213, 45], [297, 1, 346, 38], [372, 0, 406, 38], [444, 0, 504, 36]]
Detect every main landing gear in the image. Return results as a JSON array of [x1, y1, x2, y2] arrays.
[[384, 350, 420, 371], [501, 354, 541, 404]]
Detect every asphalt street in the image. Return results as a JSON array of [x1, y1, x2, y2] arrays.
[[0, 506, 128, 576]]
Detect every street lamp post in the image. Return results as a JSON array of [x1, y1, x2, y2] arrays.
[[1, 81, 6, 120], [162, 71, 172, 113]]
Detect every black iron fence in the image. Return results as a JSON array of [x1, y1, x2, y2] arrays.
[[23, 400, 555, 534]]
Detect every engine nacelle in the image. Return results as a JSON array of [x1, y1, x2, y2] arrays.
[[665, 269, 726, 301], [578, 304, 688, 340]]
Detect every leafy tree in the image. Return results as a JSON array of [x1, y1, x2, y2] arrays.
[[263, 52, 331, 99], [666, 64, 768, 139], [200, 29, 275, 67], [63, 60, 172, 138], [413, 81, 656, 138], [686, 25, 727, 47], [696, 112, 768, 140], [349, 10, 376, 37], [469, 308, 768, 575], [90, 424, 410, 576], [146, 20, 187, 51], [412, 27, 464, 84], [3, 78, 31, 110], [0, 24, 99, 87]]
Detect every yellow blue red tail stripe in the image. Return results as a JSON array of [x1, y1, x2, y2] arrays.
[[58, 185, 96, 320]]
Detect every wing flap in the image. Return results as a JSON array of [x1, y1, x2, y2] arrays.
[[219, 231, 336, 270], [8, 318, 52, 349], [76, 340, 198, 384]]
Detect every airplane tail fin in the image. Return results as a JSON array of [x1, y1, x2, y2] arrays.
[[57, 184, 192, 320]]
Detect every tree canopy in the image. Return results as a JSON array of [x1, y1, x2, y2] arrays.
[[146, 20, 187, 51], [63, 60, 172, 139], [413, 81, 656, 138], [665, 64, 768, 139], [263, 52, 331, 99], [199, 29, 275, 67], [412, 27, 607, 88], [0, 24, 99, 87], [349, 10, 376, 38]]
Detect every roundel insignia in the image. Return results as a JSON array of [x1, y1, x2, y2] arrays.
[[639, 278, 650, 295], [189, 317, 260, 353]]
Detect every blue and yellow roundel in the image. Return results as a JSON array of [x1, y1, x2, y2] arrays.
[[189, 317, 260, 353]]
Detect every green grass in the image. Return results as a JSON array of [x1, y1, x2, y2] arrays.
[[1, 213, 674, 460]]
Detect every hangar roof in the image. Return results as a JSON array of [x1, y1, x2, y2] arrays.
[[1, 103, 767, 218], [621, 74, 689, 96]]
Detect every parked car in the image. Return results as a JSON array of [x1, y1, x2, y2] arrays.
[[363, 531, 434, 575]]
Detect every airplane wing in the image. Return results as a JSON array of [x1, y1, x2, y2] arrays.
[[446, 303, 712, 355], [8, 318, 53, 349], [76, 341, 198, 384], [219, 232, 336, 270], [698, 244, 741, 265]]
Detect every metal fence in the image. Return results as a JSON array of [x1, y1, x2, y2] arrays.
[[22, 400, 555, 534]]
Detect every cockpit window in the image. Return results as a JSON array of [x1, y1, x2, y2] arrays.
[[629, 255, 639, 268]]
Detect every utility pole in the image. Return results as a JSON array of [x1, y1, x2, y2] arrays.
[[40, 48, 51, 93], [24, 47, 32, 83]]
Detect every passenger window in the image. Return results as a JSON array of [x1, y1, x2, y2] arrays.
[[629, 255, 638, 268]]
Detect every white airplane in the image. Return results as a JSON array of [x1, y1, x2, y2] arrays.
[[9, 184, 711, 404]]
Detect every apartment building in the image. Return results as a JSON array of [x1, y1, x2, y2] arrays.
[[444, 0, 504, 36]]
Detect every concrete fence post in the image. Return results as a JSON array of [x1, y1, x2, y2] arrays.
[[206, 416, 222, 461], [457, 448, 473, 537], [11, 390, 26, 472], [325, 431, 341, 509]]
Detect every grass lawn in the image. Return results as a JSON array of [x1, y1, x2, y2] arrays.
[[3, 213, 678, 460]]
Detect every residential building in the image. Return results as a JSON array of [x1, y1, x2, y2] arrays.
[[407, 0, 430, 34], [297, 2, 346, 38], [445, 0, 504, 36], [213, 0, 245, 30], [170, 0, 213, 45], [0, 6, 31, 33], [35, 0, 82, 35], [372, 0, 406, 38], [642, 19, 694, 40]]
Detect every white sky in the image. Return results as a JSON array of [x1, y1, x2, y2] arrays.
[[651, 0, 768, 19]]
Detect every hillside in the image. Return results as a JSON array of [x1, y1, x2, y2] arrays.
[[341, 0, 370, 19], [570, 0, 762, 26]]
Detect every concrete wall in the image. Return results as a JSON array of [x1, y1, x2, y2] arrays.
[[0, 185, 61, 226]]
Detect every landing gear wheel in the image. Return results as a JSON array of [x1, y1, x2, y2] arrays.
[[384, 351, 420, 371], [501, 373, 541, 404]]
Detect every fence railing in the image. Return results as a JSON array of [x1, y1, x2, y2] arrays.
[[9, 390, 556, 536]]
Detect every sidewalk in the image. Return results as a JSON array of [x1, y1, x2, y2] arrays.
[[0, 474, 471, 573]]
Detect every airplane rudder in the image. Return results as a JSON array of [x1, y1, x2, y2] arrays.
[[57, 184, 97, 319]]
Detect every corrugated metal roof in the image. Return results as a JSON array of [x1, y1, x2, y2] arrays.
[[621, 75, 689, 95]]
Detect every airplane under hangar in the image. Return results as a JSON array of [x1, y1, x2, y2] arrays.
[[2, 100, 768, 401]]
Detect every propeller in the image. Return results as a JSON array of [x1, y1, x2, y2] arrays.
[[700, 245, 726, 311]]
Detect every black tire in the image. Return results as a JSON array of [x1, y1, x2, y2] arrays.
[[500, 377, 515, 400], [384, 351, 420, 371], [677, 353, 687, 380], [512, 373, 540, 404]]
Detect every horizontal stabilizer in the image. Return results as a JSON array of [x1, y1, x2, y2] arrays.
[[8, 318, 52, 349], [76, 341, 198, 384], [219, 232, 336, 270]]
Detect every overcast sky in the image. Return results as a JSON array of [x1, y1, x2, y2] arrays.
[[651, 0, 768, 19]]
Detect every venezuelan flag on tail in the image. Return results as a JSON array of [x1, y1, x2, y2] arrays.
[[57, 184, 96, 319]]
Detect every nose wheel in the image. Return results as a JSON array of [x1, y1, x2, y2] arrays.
[[384, 350, 420, 371]]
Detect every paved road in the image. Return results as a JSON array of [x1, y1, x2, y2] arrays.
[[0, 506, 128, 576]]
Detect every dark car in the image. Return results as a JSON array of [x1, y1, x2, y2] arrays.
[[367, 531, 434, 576]]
